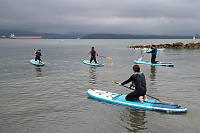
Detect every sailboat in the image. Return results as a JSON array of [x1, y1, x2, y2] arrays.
[[193, 35, 196, 40]]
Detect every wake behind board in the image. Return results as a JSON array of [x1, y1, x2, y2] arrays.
[[134, 61, 174, 67], [87, 89, 187, 113], [83, 60, 104, 67], [30, 59, 45, 66]]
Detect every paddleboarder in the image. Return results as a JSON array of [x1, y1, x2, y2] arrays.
[[118, 65, 148, 104], [146, 45, 159, 63], [88, 46, 98, 64], [34, 48, 42, 62]]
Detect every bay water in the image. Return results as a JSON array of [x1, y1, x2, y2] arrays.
[[0, 39, 199, 133]]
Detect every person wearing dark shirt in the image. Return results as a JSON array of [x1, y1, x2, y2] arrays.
[[118, 65, 148, 104], [147, 45, 157, 63], [34, 48, 42, 62], [88, 46, 98, 64]]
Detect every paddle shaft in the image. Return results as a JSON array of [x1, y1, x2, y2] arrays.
[[137, 48, 150, 61]]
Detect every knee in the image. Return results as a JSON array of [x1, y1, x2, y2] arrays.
[[125, 94, 131, 100], [125, 96, 131, 101], [126, 96, 138, 101]]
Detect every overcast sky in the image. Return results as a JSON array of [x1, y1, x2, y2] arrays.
[[0, 0, 200, 35]]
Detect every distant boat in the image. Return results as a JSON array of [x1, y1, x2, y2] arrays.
[[10, 33, 42, 39], [1, 35, 6, 39], [193, 35, 196, 40]]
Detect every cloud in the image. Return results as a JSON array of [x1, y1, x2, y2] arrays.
[[0, 0, 200, 35]]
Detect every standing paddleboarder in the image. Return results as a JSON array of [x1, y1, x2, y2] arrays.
[[118, 65, 148, 104], [147, 45, 158, 63], [34, 48, 42, 62], [88, 46, 98, 64]]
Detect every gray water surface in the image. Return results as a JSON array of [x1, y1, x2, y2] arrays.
[[0, 39, 199, 133]]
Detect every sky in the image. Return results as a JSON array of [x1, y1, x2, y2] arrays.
[[0, 0, 200, 35]]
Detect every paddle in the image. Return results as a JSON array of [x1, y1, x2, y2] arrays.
[[112, 81, 175, 104], [99, 55, 112, 61], [137, 48, 151, 61], [137, 53, 146, 62]]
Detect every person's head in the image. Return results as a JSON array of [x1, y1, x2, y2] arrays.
[[38, 48, 41, 51], [133, 65, 140, 73], [151, 45, 156, 49], [91, 46, 94, 50]]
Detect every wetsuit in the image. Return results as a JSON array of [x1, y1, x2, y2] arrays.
[[121, 73, 146, 101], [88, 50, 98, 63], [147, 49, 157, 63], [35, 51, 41, 62]]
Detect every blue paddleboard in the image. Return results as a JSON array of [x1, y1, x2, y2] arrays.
[[30, 59, 45, 66], [87, 89, 187, 114], [83, 60, 104, 67], [134, 48, 165, 51], [134, 61, 174, 67]]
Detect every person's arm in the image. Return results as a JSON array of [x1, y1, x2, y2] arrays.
[[34, 49, 37, 54], [96, 52, 98, 56], [121, 75, 134, 86], [128, 82, 133, 88], [146, 50, 152, 53]]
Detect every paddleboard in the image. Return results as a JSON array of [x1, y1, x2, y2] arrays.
[[134, 48, 165, 51], [83, 60, 104, 67], [134, 61, 174, 67], [30, 59, 45, 66], [87, 89, 187, 113]]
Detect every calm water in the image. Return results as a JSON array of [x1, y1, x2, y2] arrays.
[[0, 39, 200, 133]]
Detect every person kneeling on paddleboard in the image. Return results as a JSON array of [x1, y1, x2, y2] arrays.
[[118, 65, 148, 104], [147, 45, 159, 63], [88, 46, 98, 64], [34, 48, 42, 62]]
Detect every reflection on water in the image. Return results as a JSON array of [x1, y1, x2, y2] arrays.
[[150, 66, 156, 82], [35, 67, 42, 77], [88, 66, 97, 85], [120, 108, 147, 133], [107, 62, 113, 71], [149, 66, 157, 90]]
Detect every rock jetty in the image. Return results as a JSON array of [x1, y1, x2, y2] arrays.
[[129, 42, 200, 49]]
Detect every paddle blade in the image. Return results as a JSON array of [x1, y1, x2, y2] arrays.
[[106, 57, 112, 60]]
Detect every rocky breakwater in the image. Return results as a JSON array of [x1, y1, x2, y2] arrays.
[[130, 42, 200, 49]]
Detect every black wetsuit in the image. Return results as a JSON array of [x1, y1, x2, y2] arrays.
[[147, 49, 157, 63], [89, 50, 97, 63], [35, 51, 41, 61], [121, 73, 146, 101]]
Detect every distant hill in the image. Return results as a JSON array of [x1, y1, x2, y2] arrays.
[[0, 30, 79, 39], [81, 34, 192, 39], [0, 30, 192, 39]]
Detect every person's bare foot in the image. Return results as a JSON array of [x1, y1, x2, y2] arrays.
[[139, 96, 144, 104], [144, 95, 148, 102], [144, 98, 148, 102]]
